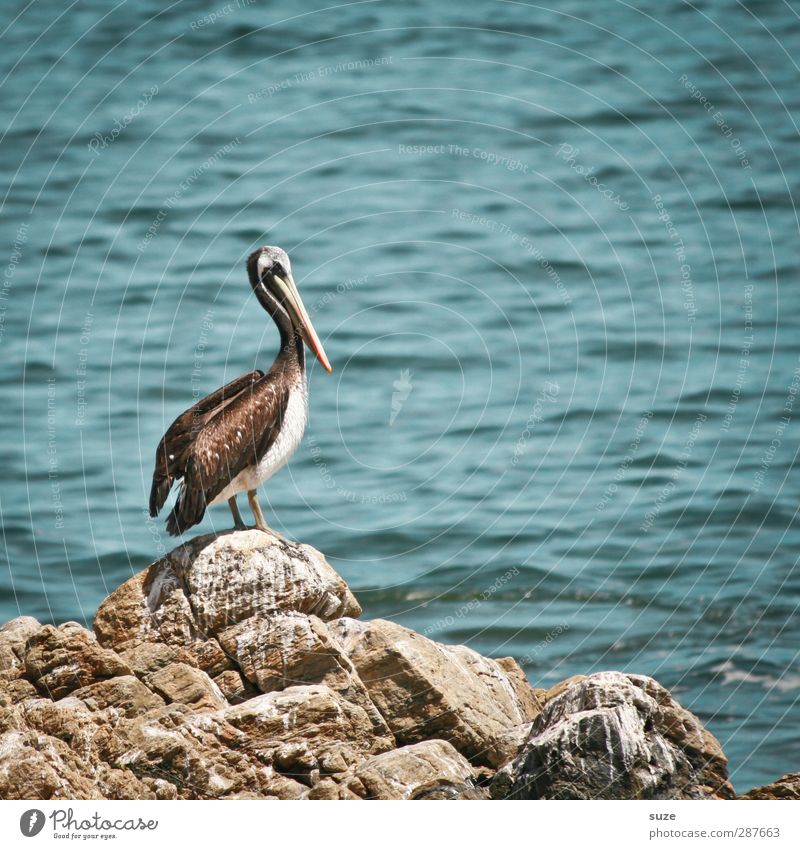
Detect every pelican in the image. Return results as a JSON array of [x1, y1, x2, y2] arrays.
[[149, 246, 332, 536]]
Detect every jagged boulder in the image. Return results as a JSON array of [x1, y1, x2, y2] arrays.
[[741, 773, 800, 800], [0, 616, 41, 672], [94, 530, 360, 654], [491, 672, 735, 800], [329, 617, 541, 768], [339, 740, 479, 799], [224, 684, 394, 761], [71, 675, 166, 718], [143, 662, 227, 712], [218, 612, 391, 737], [0, 617, 42, 707], [24, 623, 132, 699]]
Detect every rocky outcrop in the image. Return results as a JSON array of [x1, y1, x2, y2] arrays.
[[491, 672, 734, 800], [94, 531, 360, 649], [740, 773, 800, 800], [0, 528, 761, 800]]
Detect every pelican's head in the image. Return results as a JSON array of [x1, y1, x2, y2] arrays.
[[248, 246, 332, 373]]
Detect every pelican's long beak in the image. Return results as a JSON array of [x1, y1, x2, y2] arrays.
[[273, 271, 333, 373]]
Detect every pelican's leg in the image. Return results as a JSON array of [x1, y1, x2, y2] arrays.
[[248, 489, 272, 533], [228, 496, 247, 530]]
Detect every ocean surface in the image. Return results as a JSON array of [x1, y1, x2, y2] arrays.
[[1, 0, 799, 791]]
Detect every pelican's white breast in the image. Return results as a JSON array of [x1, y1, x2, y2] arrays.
[[209, 376, 308, 505]]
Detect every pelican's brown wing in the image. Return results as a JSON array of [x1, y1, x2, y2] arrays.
[[163, 374, 291, 535], [149, 370, 264, 518]]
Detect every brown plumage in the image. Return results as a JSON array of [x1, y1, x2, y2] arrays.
[[148, 245, 332, 537], [149, 367, 293, 535]]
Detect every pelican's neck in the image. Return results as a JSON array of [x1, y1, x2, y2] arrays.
[[276, 330, 305, 375], [250, 269, 305, 376]]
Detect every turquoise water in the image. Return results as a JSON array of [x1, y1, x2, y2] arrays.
[[1, 0, 799, 791]]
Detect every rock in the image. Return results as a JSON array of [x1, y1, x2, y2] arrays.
[[542, 674, 586, 703], [0, 729, 114, 800], [213, 670, 258, 705], [72, 676, 165, 718], [105, 684, 393, 799], [491, 671, 734, 800], [411, 781, 489, 799], [24, 623, 132, 699], [0, 616, 41, 671], [191, 639, 233, 677], [341, 740, 478, 800], [218, 613, 346, 693], [95, 561, 200, 651], [265, 774, 308, 799], [144, 662, 227, 711], [0, 697, 155, 800], [0, 673, 38, 705], [173, 530, 361, 631], [143, 777, 179, 800], [119, 642, 190, 676], [218, 613, 391, 737], [19, 697, 128, 768], [306, 777, 344, 799], [741, 773, 800, 800], [329, 618, 541, 768], [110, 703, 270, 799], [224, 684, 394, 765], [94, 530, 361, 652]]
